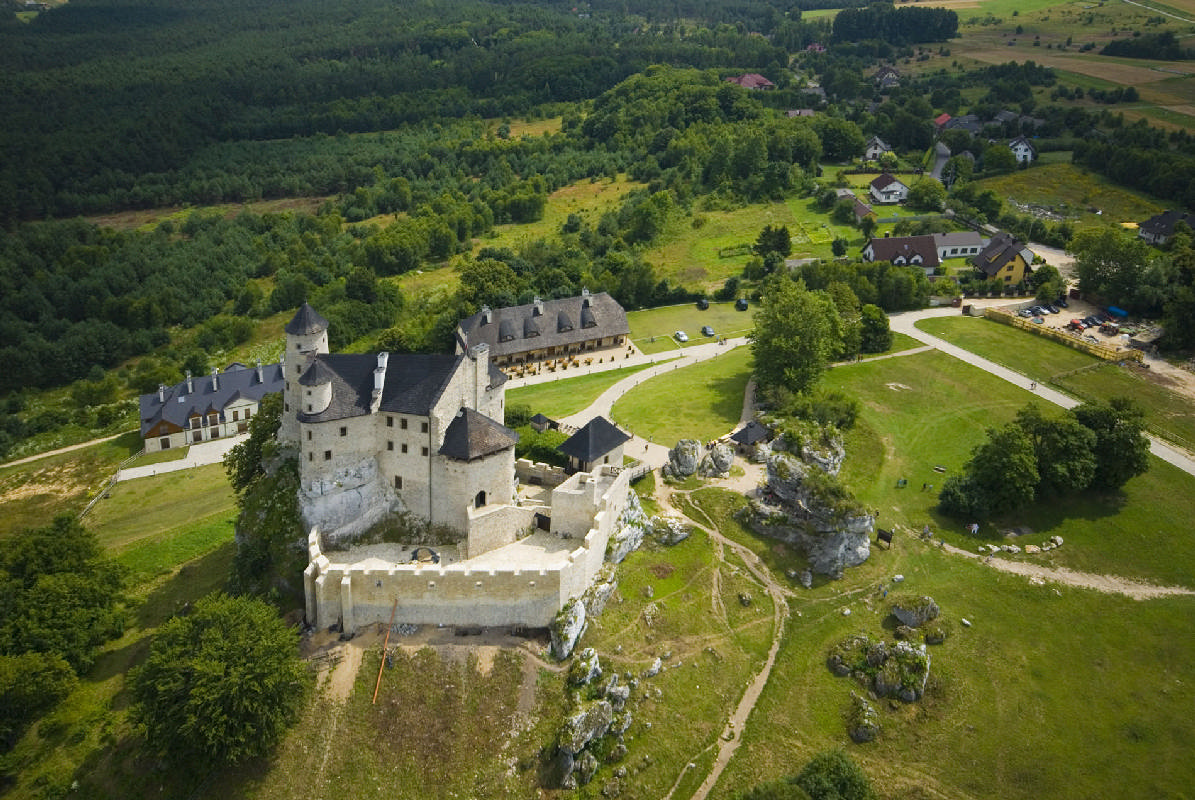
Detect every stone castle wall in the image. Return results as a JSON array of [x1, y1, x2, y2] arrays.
[[304, 466, 636, 632]]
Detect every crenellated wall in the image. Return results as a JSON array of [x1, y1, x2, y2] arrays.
[[304, 465, 637, 633]]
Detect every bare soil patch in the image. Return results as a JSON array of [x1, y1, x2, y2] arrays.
[[651, 562, 677, 579], [83, 196, 330, 232]]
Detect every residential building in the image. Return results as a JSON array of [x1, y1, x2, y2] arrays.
[[725, 73, 775, 90], [861, 235, 941, 274], [139, 361, 284, 452], [1137, 210, 1195, 246], [933, 231, 985, 261], [864, 135, 891, 161], [971, 232, 1034, 284], [454, 289, 629, 369], [1008, 136, 1036, 164], [869, 173, 909, 204]]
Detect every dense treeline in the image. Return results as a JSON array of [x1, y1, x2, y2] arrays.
[[831, 3, 958, 45], [0, 0, 795, 220], [1073, 119, 1195, 209], [1101, 31, 1190, 60]]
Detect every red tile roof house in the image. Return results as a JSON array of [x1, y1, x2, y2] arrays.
[[725, 73, 775, 90], [869, 173, 909, 204], [861, 235, 941, 275]]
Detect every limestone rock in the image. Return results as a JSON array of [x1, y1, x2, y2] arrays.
[[847, 693, 881, 743], [643, 657, 662, 678], [551, 598, 587, 660], [607, 489, 650, 564], [651, 515, 691, 546], [553, 749, 576, 789], [577, 751, 599, 786], [698, 443, 734, 477], [569, 648, 602, 686], [1050, 535, 1064, 547], [664, 439, 702, 478], [799, 569, 813, 588], [890, 595, 940, 628], [301, 456, 398, 542], [586, 566, 619, 617], [800, 436, 846, 476], [559, 699, 614, 755]]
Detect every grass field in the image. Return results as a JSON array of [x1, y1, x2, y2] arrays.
[[505, 361, 666, 418], [611, 346, 753, 444], [627, 301, 757, 353], [971, 162, 1164, 226], [917, 316, 1195, 450]]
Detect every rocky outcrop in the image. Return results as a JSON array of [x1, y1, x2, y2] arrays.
[[890, 595, 940, 628], [827, 633, 931, 704], [569, 648, 602, 686], [301, 456, 400, 543], [551, 598, 587, 660], [607, 489, 649, 564], [742, 449, 872, 578], [650, 515, 691, 546], [847, 693, 881, 743], [559, 698, 614, 755], [586, 565, 619, 617], [663, 439, 701, 478], [698, 442, 734, 477]]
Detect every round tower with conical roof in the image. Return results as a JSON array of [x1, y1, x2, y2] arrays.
[[279, 302, 330, 445]]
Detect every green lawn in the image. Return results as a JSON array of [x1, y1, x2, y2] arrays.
[[917, 316, 1195, 450], [611, 346, 753, 444], [822, 349, 1195, 586], [505, 361, 665, 419], [626, 301, 756, 354]]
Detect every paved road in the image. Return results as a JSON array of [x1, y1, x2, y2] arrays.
[[889, 306, 1195, 477], [929, 141, 950, 180], [116, 436, 243, 481]]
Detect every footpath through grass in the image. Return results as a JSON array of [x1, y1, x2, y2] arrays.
[[917, 316, 1195, 451]]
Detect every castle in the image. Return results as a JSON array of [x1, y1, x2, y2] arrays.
[[281, 303, 642, 634]]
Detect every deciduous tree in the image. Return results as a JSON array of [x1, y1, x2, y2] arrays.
[[750, 276, 842, 395]]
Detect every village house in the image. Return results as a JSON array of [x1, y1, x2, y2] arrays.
[[971, 232, 1034, 284], [725, 73, 775, 90], [455, 289, 629, 369], [1137, 209, 1195, 246], [138, 361, 284, 452], [1008, 136, 1036, 164], [869, 173, 909, 205], [557, 416, 631, 474], [872, 65, 901, 90], [933, 231, 985, 261], [863, 135, 891, 161], [861, 235, 941, 274]]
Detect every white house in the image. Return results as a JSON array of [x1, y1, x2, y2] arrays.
[[933, 231, 986, 261], [864, 135, 891, 161], [139, 361, 284, 452], [869, 173, 909, 204], [1009, 136, 1036, 164]]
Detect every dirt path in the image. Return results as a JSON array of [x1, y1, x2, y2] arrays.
[[658, 488, 791, 800], [1, 431, 131, 468], [936, 539, 1195, 599]]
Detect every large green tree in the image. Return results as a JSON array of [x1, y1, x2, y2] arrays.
[[939, 423, 1039, 519], [1071, 397, 1151, 490], [794, 749, 875, 800], [750, 276, 843, 395], [859, 304, 892, 354], [131, 593, 308, 768], [1069, 227, 1153, 308], [1015, 405, 1097, 496]]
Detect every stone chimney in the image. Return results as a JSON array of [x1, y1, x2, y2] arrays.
[[158, 384, 166, 403], [185, 370, 193, 394], [370, 351, 389, 412], [581, 286, 591, 308], [481, 304, 492, 324], [533, 296, 543, 316], [255, 360, 263, 383], [211, 367, 219, 392]]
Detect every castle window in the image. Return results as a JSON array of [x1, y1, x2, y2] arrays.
[[421, 422, 428, 433], [285, 403, 289, 412], [307, 405, 312, 412], [339, 426, 347, 436], [421, 447, 428, 456], [324, 450, 331, 461], [306, 431, 312, 440], [394, 476, 403, 489], [295, 365, 301, 374], [387, 416, 393, 427], [401, 418, 408, 430], [308, 452, 312, 462], [401, 443, 408, 454], [387, 441, 394, 451]]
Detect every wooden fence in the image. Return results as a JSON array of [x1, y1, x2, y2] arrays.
[[983, 308, 1143, 363]]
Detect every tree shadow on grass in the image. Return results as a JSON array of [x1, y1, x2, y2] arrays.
[[134, 542, 235, 630]]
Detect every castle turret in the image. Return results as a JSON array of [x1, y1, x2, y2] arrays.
[[280, 302, 329, 445]]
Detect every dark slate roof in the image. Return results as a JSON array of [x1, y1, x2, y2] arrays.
[[298, 359, 337, 386], [864, 235, 940, 269], [439, 408, 518, 461], [730, 420, 769, 445], [297, 353, 458, 423], [558, 416, 631, 463], [139, 363, 285, 436], [456, 292, 629, 360], [530, 413, 554, 425], [870, 173, 905, 192], [971, 232, 1030, 278], [285, 302, 329, 335], [1139, 210, 1195, 239]]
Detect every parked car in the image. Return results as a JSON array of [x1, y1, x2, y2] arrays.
[[735, 298, 749, 311], [1056, 296, 1069, 308], [701, 325, 715, 337], [1046, 304, 1060, 314], [696, 298, 709, 310], [1083, 315, 1100, 327], [1018, 309, 1034, 318], [674, 330, 689, 343]]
